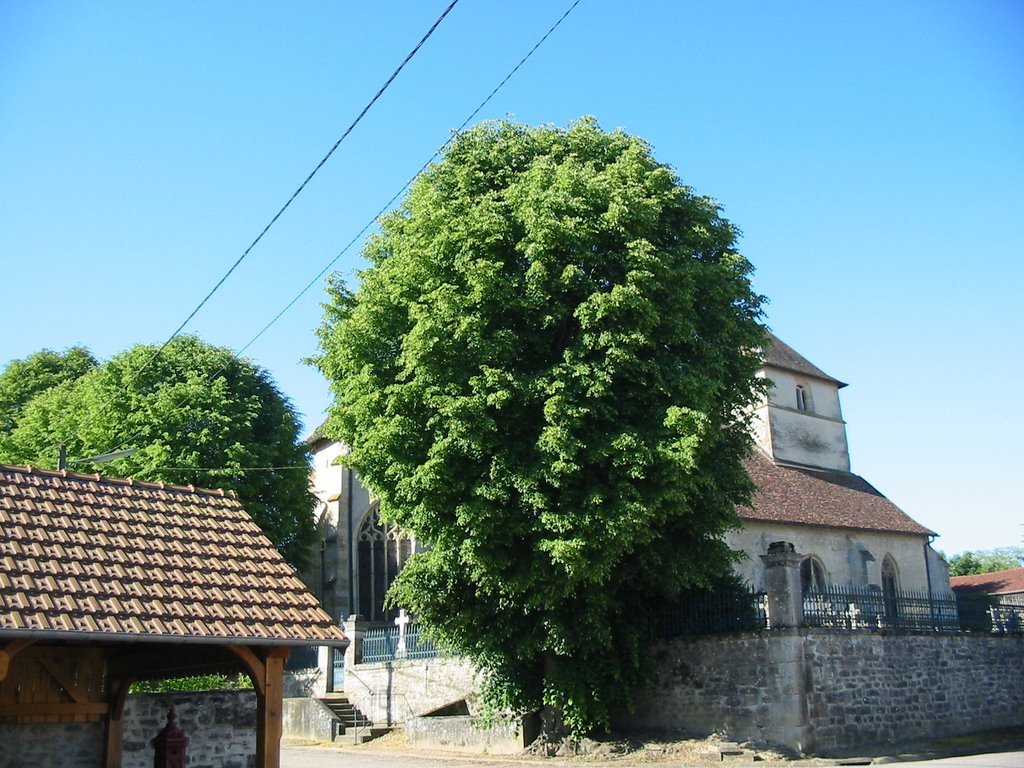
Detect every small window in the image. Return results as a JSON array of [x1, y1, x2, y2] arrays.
[[795, 384, 814, 413], [800, 556, 827, 593]]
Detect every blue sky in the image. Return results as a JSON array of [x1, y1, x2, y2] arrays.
[[2, 1, 1021, 555]]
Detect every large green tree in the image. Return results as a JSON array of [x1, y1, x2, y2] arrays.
[[946, 547, 1024, 577], [0, 346, 97, 433], [314, 118, 767, 734], [0, 336, 316, 567]]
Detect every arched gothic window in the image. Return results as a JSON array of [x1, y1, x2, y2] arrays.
[[355, 504, 416, 622], [881, 555, 900, 622], [800, 555, 827, 593]]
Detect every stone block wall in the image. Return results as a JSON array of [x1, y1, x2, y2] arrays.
[[804, 633, 1024, 754], [0, 722, 103, 768], [623, 632, 810, 750], [627, 630, 1024, 756], [122, 690, 256, 768], [0, 690, 256, 768]]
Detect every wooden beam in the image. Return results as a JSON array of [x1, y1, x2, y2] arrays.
[[227, 644, 266, 696], [36, 656, 93, 705], [0, 702, 109, 716], [107, 646, 236, 680], [0, 639, 35, 682], [104, 678, 132, 768]]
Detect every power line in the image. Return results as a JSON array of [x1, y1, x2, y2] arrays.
[[231, 0, 585, 359], [51, 0, 461, 459], [71, 0, 583, 466]]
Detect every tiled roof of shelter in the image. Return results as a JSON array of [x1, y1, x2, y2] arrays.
[[739, 451, 935, 536], [950, 567, 1024, 596], [763, 332, 846, 388], [0, 464, 346, 646]]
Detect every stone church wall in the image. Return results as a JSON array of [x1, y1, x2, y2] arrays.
[[626, 630, 1024, 756]]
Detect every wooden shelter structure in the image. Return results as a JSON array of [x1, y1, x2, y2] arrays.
[[0, 463, 346, 768]]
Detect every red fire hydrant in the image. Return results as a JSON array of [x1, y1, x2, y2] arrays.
[[152, 705, 190, 768]]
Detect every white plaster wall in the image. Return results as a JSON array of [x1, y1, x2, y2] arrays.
[[725, 523, 931, 593], [768, 407, 851, 472], [751, 368, 850, 472], [311, 440, 345, 511], [762, 368, 843, 420]]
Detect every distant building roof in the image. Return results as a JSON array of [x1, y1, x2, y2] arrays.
[[763, 332, 847, 388], [950, 567, 1024, 596], [740, 451, 935, 536], [0, 464, 346, 646]]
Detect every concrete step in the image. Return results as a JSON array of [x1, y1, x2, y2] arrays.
[[319, 696, 384, 743]]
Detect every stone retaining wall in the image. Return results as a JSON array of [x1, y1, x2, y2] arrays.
[[344, 656, 477, 727], [626, 630, 1024, 756]]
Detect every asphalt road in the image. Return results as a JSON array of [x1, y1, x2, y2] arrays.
[[280, 746, 1024, 768]]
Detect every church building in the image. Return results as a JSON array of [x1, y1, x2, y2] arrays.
[[303, 334, 949, 628]]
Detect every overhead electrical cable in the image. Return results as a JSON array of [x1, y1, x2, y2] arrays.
[[51, 0, 461, 461], [79, 0, 583, 471]]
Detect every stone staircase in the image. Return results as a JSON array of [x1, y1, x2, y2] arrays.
[[319, 695, 391, 744]]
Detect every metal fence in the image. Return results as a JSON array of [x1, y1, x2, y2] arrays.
[[802, 586, 1024, 635], [655, 587, 769, 637], [955, 592, 1024, 634], [361, 621, 440, 663]]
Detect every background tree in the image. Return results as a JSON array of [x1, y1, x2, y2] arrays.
[[945, 547, 1024, 576], [0, 346, 97, 433], [0, 335, 316, 567], [314, 118, 766, 735]]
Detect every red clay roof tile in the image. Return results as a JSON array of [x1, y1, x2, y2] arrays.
[[740, 451, 935, 536], [0, 463, 345, 647], [950, 567, 1024, 596]]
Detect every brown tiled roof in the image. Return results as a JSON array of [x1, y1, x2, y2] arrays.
[[0, 464, 346, 646], [763, 332, 846, 388], [950, 568, 1024, 596], [739, 451, 935, 536]]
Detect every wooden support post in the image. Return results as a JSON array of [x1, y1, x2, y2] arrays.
[[104, 677, 131, 768], [256, 647, 289, 768], [229, 645, 289, 768]]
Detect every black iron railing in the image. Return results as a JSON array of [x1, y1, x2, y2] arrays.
[[655, 587, 769, 637], [361, 621, 440, 663]]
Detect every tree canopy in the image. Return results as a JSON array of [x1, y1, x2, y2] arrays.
[[313, 118, 767, 734], [0, 336, 316, 568], [0, 346, 97, 433], [946, 547, 1024, 577]]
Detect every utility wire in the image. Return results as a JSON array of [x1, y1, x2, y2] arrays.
[[52, 0, 461, 460], [79, 0, 583, 467]]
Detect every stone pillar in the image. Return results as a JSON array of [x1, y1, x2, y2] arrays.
[[760, 541, 804, 629], [760, 542, 812, 753], [343, 614, 367, 669]]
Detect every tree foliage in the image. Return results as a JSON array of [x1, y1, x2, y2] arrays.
[[946, 547, 1024, 577], [314, 118, 767, 734], [0, 336, 316, 568], [0, 346, 97, 433]]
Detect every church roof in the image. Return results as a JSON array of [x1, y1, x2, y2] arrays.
[[0, 463, 346, 646], [739, 451, 935, 536], [763, 332, 847, 388], [950, 568, 1024, 596]]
